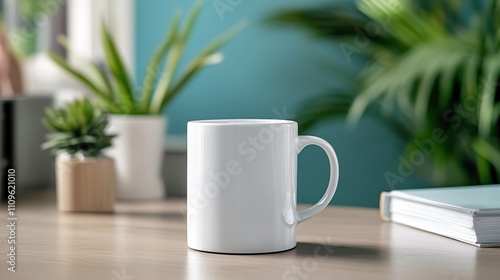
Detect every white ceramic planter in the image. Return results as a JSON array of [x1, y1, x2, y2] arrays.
[[106, 115, 167, 200]]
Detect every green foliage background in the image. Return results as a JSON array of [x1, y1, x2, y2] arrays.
[[270, 0, 500, 186]]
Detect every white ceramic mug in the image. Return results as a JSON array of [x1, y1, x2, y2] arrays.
[[187, 119, 339, 254]]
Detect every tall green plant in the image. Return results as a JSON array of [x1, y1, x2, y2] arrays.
[[49, 1, 244, 115], [270, 0, 500, 186]]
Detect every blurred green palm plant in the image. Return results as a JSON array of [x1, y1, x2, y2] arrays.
[[270, 0, 500, 185], [48, 1, 243, 115]]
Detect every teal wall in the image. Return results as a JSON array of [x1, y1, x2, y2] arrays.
[[135, 0, 427, 208]]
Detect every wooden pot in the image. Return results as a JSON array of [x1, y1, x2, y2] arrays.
[[56, 155, 116, 212]]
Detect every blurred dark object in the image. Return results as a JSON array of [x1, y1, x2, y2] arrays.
[[1, 96, 54, 201], [162, 137, 188, 197], [0, 24, 23, 96], [269, 0, 500, 186]]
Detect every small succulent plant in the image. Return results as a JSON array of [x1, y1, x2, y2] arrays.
[[42, 98, 115, 157]]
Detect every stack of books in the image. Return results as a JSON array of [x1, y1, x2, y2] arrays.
[[380, 185, 500, 247]]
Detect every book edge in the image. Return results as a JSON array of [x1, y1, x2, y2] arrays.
[[380, 192, 391, 222]]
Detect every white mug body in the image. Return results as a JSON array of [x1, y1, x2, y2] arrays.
[[187, 119, 339, 254]]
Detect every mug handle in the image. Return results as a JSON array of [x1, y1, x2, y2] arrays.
[[296, 136, 339, 224]]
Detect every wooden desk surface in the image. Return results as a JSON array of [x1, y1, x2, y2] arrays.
[[1, 192, 499, 280]]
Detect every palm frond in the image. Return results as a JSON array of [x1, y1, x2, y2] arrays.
[[269, 0, 500, 185]]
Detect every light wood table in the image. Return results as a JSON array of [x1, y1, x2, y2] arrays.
[[1, 192, 499, 280]]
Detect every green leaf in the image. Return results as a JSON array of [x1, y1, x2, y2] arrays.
[[295, 92, 355, 132], [152, 18, 246, 114], [414, 59, 440, 126], [55, 35, 119, 113], [478, 55, 500, 137], [101, 22, 135, 113], [150, 0, 204, 114], [139, 12, 181, 114], [346, 75, 387, 125], [472, 138, 500, 175], [91, 63, 114, 97], [438, 53, 469, 109], [47, 52, 115, 108]]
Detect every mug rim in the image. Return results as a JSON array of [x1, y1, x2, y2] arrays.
[[188, 119, 296, 125]]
